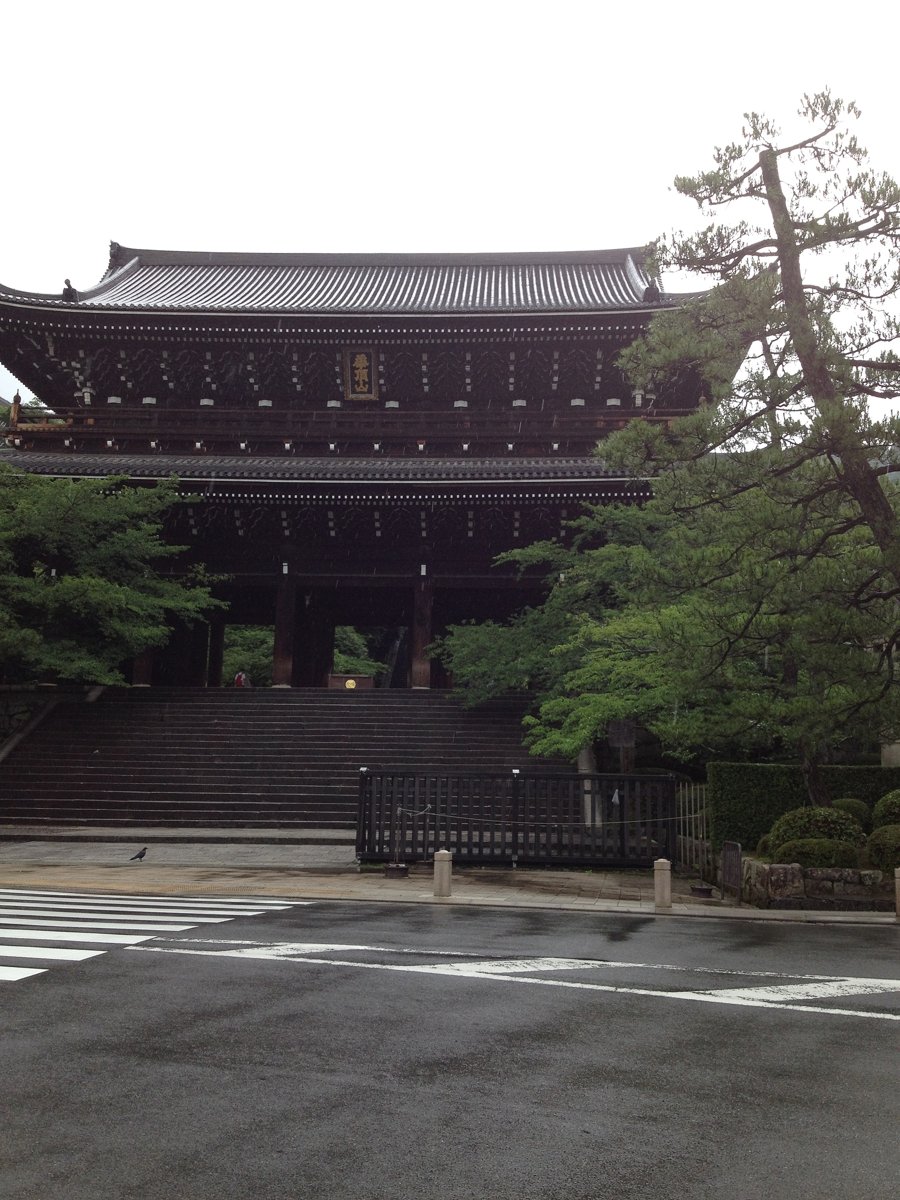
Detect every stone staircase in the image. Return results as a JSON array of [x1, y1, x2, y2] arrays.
[[0, 688, 567, 829]]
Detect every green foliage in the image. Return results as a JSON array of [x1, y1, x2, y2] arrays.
[[866, 824, 900, 871], [769, 807, 866, 849], [219, 624, 385, 688], [872, 790, 900, 829], [0, 466, 222, 685], [706, 763, 900, 848], [222, 626, 274, 688], [755, 834, 772, 857], [438, 453, 900, 781], [831, 797, 872, 833], [771, 838, 860, 869], [333, 626, 385, 677], [433, 554, 584, 710], [437, 94, 900, 795]]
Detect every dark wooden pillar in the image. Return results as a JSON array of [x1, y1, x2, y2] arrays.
[[410, 579, 433, 689], [131, 647, 155, 687], [188, 622, 210, 687], [207, 620, 225, 688], [273, 577, 296, 687], [311, 614, 335, 687], [293, 595, 334, 687]]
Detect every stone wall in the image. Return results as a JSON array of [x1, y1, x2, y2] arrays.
[[741, 857, 894, 911]]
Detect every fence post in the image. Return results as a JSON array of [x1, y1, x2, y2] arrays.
[[434, 849, 452, 898], [356, 767, 368, 861], [895, 867, 900, 922], [654, 857, 672, 911]]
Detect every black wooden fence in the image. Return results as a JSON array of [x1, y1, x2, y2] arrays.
[[356, 770, 678, 867]]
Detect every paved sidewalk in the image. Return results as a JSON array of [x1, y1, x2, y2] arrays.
[[1, 827, 896, 924]]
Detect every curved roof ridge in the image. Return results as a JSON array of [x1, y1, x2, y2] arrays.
[[0, 243, 680, 316], [106, 243, 650, 269]]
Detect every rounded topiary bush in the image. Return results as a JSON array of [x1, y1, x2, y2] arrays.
[[756, 834, 772, 857], [832, 797, 871, 833], [872, 790, 900, 830], [769, 806, 866, 849], [866, 824, 900, 871], [772, 838, 859, 869]]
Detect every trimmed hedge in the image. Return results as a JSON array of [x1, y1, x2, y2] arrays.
[[706, 764, 900, 849], [832, 797, 871, 833], [769, 807, 866, 849], [872, 791, 900, 829], [867, 824, 900, 871], [772, 838, 859, 869]]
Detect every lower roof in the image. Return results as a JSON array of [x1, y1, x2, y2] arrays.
[[0, 449, 645, 491]]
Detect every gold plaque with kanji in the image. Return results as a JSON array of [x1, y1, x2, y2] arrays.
[[344, 348, 378, 401]]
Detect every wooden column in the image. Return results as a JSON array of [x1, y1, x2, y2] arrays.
[[207, 620, 225, 688], [272, 577, 296, 687], [410, 579, 433, 689], [311, 614, 336, 688], [188, 622, 210, 687], [131, 647, 155, 687]]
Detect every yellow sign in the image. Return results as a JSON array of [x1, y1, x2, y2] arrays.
[[345, 678, 357, 689]]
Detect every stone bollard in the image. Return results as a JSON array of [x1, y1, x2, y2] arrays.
[[895, 867, 900, 922], [654, 858, 672, 911], [434, 849, 453, 898]]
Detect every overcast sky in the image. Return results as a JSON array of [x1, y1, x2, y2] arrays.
[[2, 0, 897, 400]]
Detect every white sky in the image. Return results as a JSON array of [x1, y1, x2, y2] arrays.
[[2, 0, 898, 401]]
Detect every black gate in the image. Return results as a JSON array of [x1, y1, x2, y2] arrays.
[[356, 770, 677, 867]]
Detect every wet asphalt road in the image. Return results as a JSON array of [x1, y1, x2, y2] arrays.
[[2, 902, 898, 1200]]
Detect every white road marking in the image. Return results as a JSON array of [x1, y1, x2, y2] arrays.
[[0, 965, 47, 981], [0, 945, 105, 961], [0, 888, 297, 907], [409, 957, 602, 975], [0, 928, 156, 944], [0, 897, 289, 912], [677, 979, 900, 1002], [0, 900, 281, 917], [0, 890, 308, 985], [0, 916, 197, 932], [128, 942, 900, 1021]]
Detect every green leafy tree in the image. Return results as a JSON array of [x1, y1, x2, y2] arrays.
[[333, 626, 385, 677], [622, 89, 900, 578], [437, 92, 900, 804], [222, 626, 275, 687], [0, 467, 222, 684], [438, 451, 900, 803]]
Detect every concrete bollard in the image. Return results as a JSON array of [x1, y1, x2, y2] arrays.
[[654, 858, 672, 911], [895, 868, 900, 922], [434, 849, 453, 898]]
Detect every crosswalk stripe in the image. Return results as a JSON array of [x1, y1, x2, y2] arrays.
[[0, 945, 105, 961], [0, 908, 234, 924], [0, 928, 155, 944], [0, 916, 197, 932], [0, 901, 277, 917], [0, 888, 293, 906], [0, 965, 47, 981], [0, 889, 305, 985]]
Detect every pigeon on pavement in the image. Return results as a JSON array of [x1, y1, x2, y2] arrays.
[[130, 847, 148, 862]]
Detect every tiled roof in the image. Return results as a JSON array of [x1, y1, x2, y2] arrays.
[[0, 245, 666, 316], [0, 450, 633, 486]]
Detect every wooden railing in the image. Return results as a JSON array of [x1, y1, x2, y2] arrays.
[[356, 770, 677, 866]]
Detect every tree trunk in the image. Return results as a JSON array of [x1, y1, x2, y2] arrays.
[[758, 149, 900, 590], [800, 747, 830, 807]]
